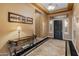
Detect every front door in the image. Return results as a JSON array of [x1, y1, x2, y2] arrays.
[[54, 20, 63, 39]]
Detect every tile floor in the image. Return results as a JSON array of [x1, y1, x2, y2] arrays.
[[27, 39, 65, 56]]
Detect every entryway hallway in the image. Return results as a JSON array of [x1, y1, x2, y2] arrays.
[[0, 3, 79, 56]]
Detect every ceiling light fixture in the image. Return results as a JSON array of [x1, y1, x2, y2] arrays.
[[48, 3, 55, 11]]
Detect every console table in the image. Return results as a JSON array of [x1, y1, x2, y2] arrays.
[[7, 35, 37, 56]]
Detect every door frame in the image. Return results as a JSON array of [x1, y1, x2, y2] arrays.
[[52, 18, 64, 39]]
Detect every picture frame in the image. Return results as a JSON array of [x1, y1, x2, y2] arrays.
[[27, 17, 33, 24], [8, 12, 33, 24]]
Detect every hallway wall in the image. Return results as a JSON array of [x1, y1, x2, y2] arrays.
[[0, 3, 35, 54], [72, 3, 79, 55], [0, 3, 49, 54], [39, 14, 49, 37], [35, 11, 48, 38]]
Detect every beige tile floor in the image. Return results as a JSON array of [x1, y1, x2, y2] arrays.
[[27, 39, 65, 56]]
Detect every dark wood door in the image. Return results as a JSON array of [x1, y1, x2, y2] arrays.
[[54, 20, 63, 39]]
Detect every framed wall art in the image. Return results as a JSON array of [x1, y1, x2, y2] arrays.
[[8, 12, 33, 24], [26, 17, 33, 24]]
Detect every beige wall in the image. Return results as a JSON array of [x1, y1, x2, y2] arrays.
[[0, 3, 49, 54], [72, 3, 79, 55], [35, 12, 41, 37], [35, 11, 48, 38], [40, 14, 49, 37], [67, 11, 73, 39], [0, 3, 35, 53]]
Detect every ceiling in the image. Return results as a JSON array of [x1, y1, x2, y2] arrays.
[[31, 3, 73, 16], [40, 3, 68, 13]]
